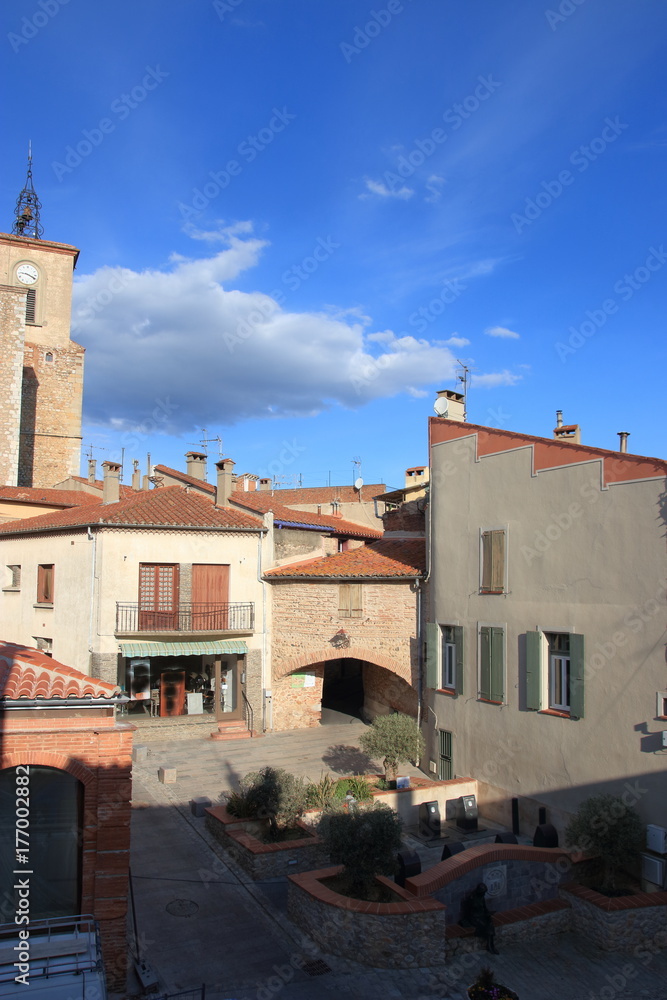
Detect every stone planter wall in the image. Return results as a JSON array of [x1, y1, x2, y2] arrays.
[[205, 805, 329, 879], [287, 866, 448, 968], [561, 882, 667, 952], [405, 843, 574, 923], [446, 899, 572, 958]]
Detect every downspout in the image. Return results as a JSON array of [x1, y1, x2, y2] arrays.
[[87, 526, 97, 659], [257, 518, 270, 731]]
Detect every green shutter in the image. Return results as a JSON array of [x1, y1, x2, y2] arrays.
[[479, 626, 491, 700], [569, 633, 585, 719], [490, 627, 504, 702], [454, 625, 464, 696], [425, 623, 439, 689], [525, 631, 541, 710]]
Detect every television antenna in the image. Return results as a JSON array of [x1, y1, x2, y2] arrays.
[[189, 428, 223, 458], [455, 359, 476, 421]]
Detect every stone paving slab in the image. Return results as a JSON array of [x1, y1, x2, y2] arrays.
[[127, 724, 667, 1000]]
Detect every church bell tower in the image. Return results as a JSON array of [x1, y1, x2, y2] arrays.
[[0, 149, 84, 487]]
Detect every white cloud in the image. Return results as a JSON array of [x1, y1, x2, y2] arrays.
[[425, 174, 446, 203], [72, 230, 474, 432], [444, 335, 471, 348], [485, 325, 520, 339], [472, 371, 522, 388], [361, 177, 414, 200]]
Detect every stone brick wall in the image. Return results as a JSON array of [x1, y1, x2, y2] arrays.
[[269, 578, 418, 729], [382, 499, 426, 534], [288, 866, 448, 968], [0, 717, 134, 991], [19, 339, 84, 487], [0, 284, 27, 486], [205, 807, 329, 878], [561, 883, 667, 952]]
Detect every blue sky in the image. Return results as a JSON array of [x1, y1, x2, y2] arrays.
[[2, 0, 665, 490]]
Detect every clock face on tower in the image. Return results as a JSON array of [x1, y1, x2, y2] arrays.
[[16, 263, 38, 285]]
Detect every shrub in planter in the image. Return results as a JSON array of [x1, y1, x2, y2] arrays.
[[468, 966, 519, 1000], [319, 803, 403, 898], [227, 766, 308, 841], [565, 793, 643, 892], [305, 773, 341, 811], [359, 712, 425, 781], [336, 775, 374, 802]]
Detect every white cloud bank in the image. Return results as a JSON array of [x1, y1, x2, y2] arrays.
[[71, 228, 519, 434], [485, 325, 520, 339]]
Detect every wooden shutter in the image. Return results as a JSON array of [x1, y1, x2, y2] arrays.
[[25, 288, 36, 324], [192, 564, 229, 629], [138, 564, 178, 630], [425, 622, 439, 689], [490, 627, 504, 702], [491, 531, 505, 592], [569, 633, 585, 719], [350, 583, 363, 618], [338, 584, 351, 617], [37, 564, 54, 604], [479, 626, 491, 700], [454, 625, 464, 695], [481, 530, 505, 593], [525, 630, 542, 710], [439, 730, 453, 780]]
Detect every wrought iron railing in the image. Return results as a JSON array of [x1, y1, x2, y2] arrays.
[[242, 690, 254, 736], [115, 602, 254, 634]]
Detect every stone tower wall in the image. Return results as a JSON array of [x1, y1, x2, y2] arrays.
[[0, 284, 27, 486]]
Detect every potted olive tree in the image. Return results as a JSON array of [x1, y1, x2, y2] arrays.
[[359, 713, 425, 786]]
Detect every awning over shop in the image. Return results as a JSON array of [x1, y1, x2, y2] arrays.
[[118, 639, 248, 658]]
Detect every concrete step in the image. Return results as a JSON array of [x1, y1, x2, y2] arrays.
[[210, 719, 258, 740]]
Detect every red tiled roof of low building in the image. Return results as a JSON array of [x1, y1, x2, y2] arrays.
[[265, 539, 425, 578], [0, 642, 119, 700], [152, 465, 216, 493], [0, 486, 102, 507], [0, 485, 264, 535], [242, 484, 386, 504], [230, 492, 383, 538], [69, 476, 137, 498]]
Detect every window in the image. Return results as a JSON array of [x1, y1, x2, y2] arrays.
[[33, 637, 53, 657], [425, 623, 463, 693], [481, 529, 506, 593], [438, 730, 453, 780], [138, 563, 179, 630], [37, 564, 54, 604], [44, 351, 54, 363], [4, 565, 21, 590], [525, 630, 585, 717], [657, 692, 667, 720], [479, 625, 504, 702], [547, 632, 570, 710], [339, 583, 362, 618]]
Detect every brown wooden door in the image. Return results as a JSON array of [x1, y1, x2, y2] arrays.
[[138, 564, 179, 631], [192, 564, 229, 630], [160, 670, 186, 717]]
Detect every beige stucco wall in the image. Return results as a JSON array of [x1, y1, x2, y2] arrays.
[[427, 432, 667, 831], [0, 526, 269, 690]]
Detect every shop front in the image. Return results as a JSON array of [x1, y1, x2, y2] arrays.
[[119, 639, 248, 722]]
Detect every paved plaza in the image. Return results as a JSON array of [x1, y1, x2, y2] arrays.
[[123, 719, 667, 1000]]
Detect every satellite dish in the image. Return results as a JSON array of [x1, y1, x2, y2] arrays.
[[354, 477, 363, 490], [433, 396, 449, 417]]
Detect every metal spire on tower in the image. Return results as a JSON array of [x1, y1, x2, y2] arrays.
[[12, 142, 43, 239]]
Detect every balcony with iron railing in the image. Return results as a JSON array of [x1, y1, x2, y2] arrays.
[[115, 601, 255, 635]]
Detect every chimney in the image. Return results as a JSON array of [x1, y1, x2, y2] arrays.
[[87, 458, 96, 484], [131, 459, 141, 491], [405, 466, 428, 490], [555, 409, 563, 428], [101, 461, 121, 504], [553, 414, 581, 444], [215, 458, 235, 507], [617, 432, 630, 453], [258, 478, 272, 491], [185, 451, 207, 481], [434, 389, 465, 422]]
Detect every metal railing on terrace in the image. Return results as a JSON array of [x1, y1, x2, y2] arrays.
[[115, 602, 255, 634]]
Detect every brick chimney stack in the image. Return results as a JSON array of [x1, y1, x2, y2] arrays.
[[87, 458, 96, 484], [215, 458, 235, 507], [101, 461, 121, 504], [185, 451, 207, 481], [258, 478, 272, 491]]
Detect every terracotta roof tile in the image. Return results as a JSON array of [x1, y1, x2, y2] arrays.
[[247, 484, 386, 504], [69, 477, 137, 498], [230, 493, 382, 538], [265, 539, 425, 578], [0, 642, 119, 700], [152, 465, 216, 493], [0, 485, 264, 535], [0, 486, 102, 507]]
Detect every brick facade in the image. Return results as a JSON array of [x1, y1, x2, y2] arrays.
[[269, 579, 419, 730], [0, 714, 133, 991]]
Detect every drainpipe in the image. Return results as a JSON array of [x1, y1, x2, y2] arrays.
[[257, 515, 271, 731], [87, 526, 97, 660], [416, 578, 423, 729]]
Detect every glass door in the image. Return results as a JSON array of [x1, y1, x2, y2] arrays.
[[214, 656, 245, 721]]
